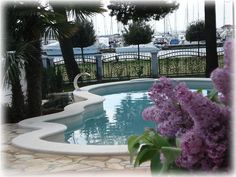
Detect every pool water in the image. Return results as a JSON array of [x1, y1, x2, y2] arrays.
[[65, 89, 209, 145], [66, 90, 155, 145]]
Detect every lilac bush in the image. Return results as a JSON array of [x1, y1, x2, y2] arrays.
[[142, 40, 234, 171]]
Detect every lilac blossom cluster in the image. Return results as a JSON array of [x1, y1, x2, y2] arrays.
[[210, 39, 234, 105], [142, 77, 193, 137], [142, 40, 233, 171], [175, 83, 230, 170]]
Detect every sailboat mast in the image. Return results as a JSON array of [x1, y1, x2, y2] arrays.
[[223, 0, 225, 25], [174, 11, 177, 34], [110, 16, 113, 35], [233, 0, 235, 37], [186, 1, 189, 27]]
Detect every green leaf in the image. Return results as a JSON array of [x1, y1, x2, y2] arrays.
[[161, 147, 181, 163], [151, 133, 170, 148], [128, 135, 140, 163], [134, 145, 158, 167], [207, 89, 219, 102], [128, 135, 139, 153], [196, 88, 203, 94], [150, 152, 162, 174]]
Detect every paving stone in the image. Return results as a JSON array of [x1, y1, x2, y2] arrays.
[[70, 156, 88, 162], [120, 161, 132, 165], [2, 123, 149, 175], [106, 158, 122, 163], [24, 164, 49, 173], [81, 160, 106, 168], [11, 163, 27, 170], [34, 153, 64, 159], [14, 154, 35, 160], [75, 166, 101, 172], [56, 158, 73, 164], [87, 156, 109, 161], [116, 156, 130, 161], [20, 159, 47, 166], [125, 164, 134, 168], [49, 163, 90, 173], [105, 163, 125, 170]]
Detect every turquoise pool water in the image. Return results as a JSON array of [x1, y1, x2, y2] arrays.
[[64, 88, 209, 145], [66, 90, 155, 145]]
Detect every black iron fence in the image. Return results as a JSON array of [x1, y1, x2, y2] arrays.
[[158, 47, 224, 77], [53, 55, 97, 82], [102, 53, 151, 80], [52, 47, 224, 83]]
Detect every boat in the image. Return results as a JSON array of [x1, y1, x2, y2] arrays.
[[42, 41, 100, 56], [115, 44, 159, 53]]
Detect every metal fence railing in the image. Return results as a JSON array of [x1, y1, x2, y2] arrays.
[[158, 47, 224, 77], [52, 47, 224, 83], [102, 53, 151, 80], [54, 55, 97, 82]]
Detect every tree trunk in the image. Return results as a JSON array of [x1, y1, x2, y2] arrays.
[[58, 37, 80, 82], [25, 39, 43, 118], [10, 70, 25, 122], [205, 0, 218, 77], [53, 7, 80, 82], [81, 47, 85, 63], [138, 44, 140, 60]]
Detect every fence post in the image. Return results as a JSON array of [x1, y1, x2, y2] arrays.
[[95, 54, 103, 81], [151, 51, 159, 78]]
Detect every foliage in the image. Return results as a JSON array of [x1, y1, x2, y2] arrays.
[[49, 2, 106, 81], [123, 22, 154, 59], [71, 20, 96, 48], [129, 40, 233, 173], [128, 129, 182, 174], [4, 1, 78, 118], [108, 1, 179, 25], [42, 94, 72, 115], [71, 20, 96, 62], [123, 22, 154, 45], [185, 21, 205, 42], [42, 67, 64, 98]]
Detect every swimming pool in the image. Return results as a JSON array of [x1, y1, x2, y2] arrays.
[[12, 78, 213, 155], [66, 90, 154, 145]]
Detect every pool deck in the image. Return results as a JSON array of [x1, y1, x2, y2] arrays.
[[1, 123, 151, 176]]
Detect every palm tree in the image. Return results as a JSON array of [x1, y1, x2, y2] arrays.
[[49, 1, 106, 82], [4, 2, 77, 118], [4, 51, 25, 122]]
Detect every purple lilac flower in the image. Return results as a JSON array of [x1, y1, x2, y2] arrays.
[[211, 68, 231, 104], [210, 40, 234, 105], [142, 105, 157, 122], [175, 130, 206, 169], [142, 77, 193, 137], [175, 83, 230, 170], [142, 41, 232, 171]]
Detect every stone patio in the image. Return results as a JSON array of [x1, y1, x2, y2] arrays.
[[1, 124, 151, 176]]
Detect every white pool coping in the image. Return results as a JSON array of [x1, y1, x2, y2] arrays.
[[11, 78, 212, 155]]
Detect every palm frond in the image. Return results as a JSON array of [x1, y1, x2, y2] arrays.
[[3, 41, 39, 87]]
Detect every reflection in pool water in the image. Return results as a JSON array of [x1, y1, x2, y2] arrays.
[[66, 90, 155, 145], [65, 89, 209, 145]]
